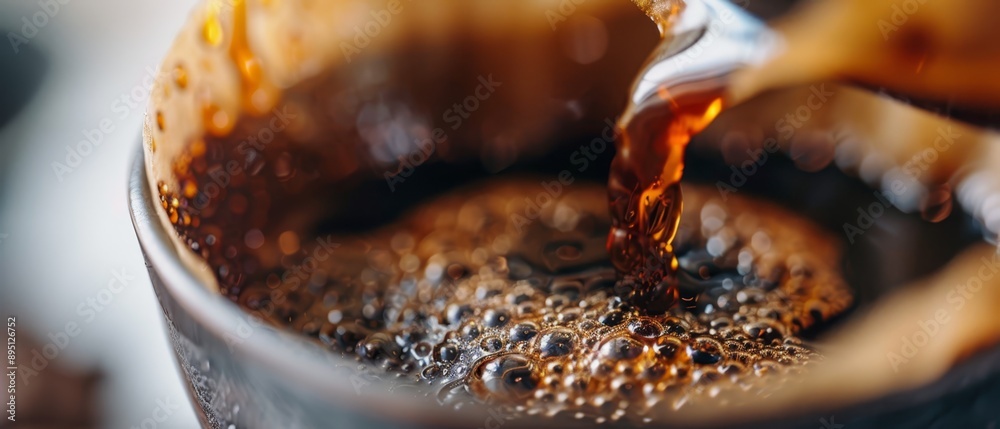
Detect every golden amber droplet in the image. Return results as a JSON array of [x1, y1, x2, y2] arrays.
[[190, 139, 207, 158], [169, 209, 179, 224], [239, 55, 262, 84], [156, 111, 165, 131], [203, 13, 224, 47], [278, 231, 301, 255], [203, 104, 234, 136], [225, 0, 279, 116], [173, 64, 189, 89], [182, 181, 198, 199], [174, 154, 191, 176]]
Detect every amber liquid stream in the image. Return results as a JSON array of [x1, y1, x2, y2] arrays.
[[608, 90, 725, 313]]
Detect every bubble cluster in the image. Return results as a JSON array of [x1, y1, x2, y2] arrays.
[[170, 180, 852, 423], [144, 1, 857, 423]]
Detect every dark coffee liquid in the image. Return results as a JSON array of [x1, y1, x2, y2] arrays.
[[150, 0, 853, 423], [275, 181, 848, 420], [161, 166, 851, 422]]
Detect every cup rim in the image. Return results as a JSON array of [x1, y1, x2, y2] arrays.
[[127, 145, 504, 427], [127, 119, 1000, 428]]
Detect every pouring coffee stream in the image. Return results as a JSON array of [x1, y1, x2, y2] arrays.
[[612, 0, 1000, 313], [608, 0, 770, 313]]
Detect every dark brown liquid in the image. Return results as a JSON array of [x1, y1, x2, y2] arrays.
[[150, 1, 853, 423], [159, 155, 852, 422]]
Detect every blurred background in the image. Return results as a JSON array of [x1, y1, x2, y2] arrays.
[[0, 1, 200, 427]]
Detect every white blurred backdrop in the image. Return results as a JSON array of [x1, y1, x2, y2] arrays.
[[0, 0, 201, 427]]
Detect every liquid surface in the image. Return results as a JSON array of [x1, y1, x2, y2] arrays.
[[147, 0, 855, 423], [221, 179, 851, 422]]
